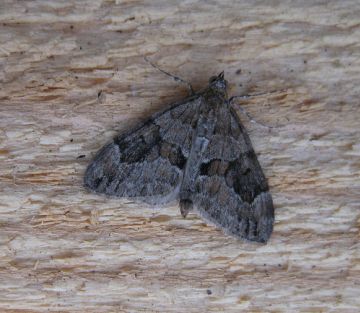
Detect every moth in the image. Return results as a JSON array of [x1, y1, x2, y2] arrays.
[[84, 72, 274, 243]]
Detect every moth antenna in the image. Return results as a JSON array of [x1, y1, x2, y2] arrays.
[[144, 56, 194, 95], [234, 104, 274, 130]]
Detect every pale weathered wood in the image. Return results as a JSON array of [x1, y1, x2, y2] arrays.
[[0, 1, 359, 312]]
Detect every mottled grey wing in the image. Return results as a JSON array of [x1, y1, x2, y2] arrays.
[[84, 96, 201, 203], [191, 107, 274, 242]]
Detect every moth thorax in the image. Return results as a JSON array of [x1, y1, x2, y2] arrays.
[[208, 72, 228, 94]]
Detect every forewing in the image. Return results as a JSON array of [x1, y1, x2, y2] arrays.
[[191, 106, 274, 242], [84, 96, 201, 203]]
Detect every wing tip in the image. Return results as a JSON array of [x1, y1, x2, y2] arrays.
[[83, 142, 119, 193], [192, 191, 274, 243]]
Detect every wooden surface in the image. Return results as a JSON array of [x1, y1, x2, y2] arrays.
[[1, 1, 359, 312]]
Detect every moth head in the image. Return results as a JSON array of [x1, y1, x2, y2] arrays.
[[208, 71, 228, 92]]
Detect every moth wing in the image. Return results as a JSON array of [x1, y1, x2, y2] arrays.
[[191, 107, 274, 242], [84, 96, 201, 203]]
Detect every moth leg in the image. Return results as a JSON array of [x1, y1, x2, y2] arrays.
[[229, 89, 286, 129], [179, 199, 193, 218], [144, 56, 195, 95], [231, 101, 274, 130]]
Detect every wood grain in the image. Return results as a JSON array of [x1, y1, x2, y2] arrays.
[[0, 1, 359, 312]]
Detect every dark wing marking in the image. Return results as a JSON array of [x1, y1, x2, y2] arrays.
[[188, 106, 274, 242], [84, 96, 201, 203]]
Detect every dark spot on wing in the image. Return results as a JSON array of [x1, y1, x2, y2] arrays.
[[225, 151, 268, 203], [200, 159, 228, 176], [115, 123, 161, 163], [160, 142, 187, 169]]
